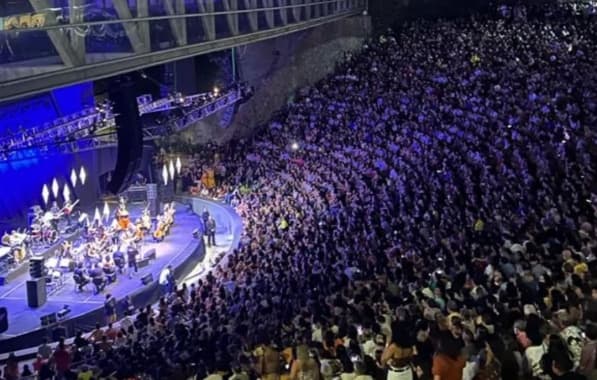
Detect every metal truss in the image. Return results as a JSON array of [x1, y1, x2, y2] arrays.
[[0, 0, 366, 102], [0, 87, 245, 162]]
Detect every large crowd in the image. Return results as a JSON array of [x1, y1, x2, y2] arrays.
[[4, 3, 597, 380]]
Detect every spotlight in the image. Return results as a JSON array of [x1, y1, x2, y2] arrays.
[[79, 166, 87, 185], [103, 201, 110, 221], [169, 160, 175, 181], [176, 157, 182, 174], [51, 178, 59, 198], [162, 165, 169, 185], [291, 142, 299, 151], [42, 184, 50, 205], [62, 183, 71, 202], [70, 169, 77, 187]]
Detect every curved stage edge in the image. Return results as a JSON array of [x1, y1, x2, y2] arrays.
[[0, 196, 242, 355]]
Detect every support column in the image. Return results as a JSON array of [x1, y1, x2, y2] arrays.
[[242, 0, 259, 32], [222, 0, 240, 36], [290, 0, 301, 22], [137, 0, 151, 50], [29, 0, 83, 67], [112, 0, 150, 53], [278, 0, 288, 25], [197, 0, 216, 41], [263, 0, 275, 28], [164, 0, 188, 46], [69, 0, 86, 64], [304, 0, 312, 19]]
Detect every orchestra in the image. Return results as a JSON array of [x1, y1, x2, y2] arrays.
[[0, 195, 177, 296]]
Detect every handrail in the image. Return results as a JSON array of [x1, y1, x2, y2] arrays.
[[0, 9, 365, 102], [0, 0, 346, 34]]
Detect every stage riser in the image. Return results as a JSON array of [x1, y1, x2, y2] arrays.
[[4, 230, 81, 283]]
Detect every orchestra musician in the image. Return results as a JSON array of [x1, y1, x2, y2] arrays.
[[73, 263, 91, 292], [113, 250, 125, 274], [89, 263, 106, 294], [102, 255, 117, 284], [50, 201, 60, 230], [62, 199, 78, 226], [153, 203, 175, 241]]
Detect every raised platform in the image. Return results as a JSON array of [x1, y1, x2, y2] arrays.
[[0, 201, 208, 354]]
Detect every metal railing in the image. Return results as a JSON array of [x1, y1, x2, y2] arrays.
[[0, 0, 366, 102]]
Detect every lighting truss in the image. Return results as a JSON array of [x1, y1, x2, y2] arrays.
[[136, 85, 243, 117], [0, 85, 247, 162], [0, 101, 117, 162]]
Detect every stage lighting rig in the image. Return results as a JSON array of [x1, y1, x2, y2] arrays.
[[0, 102, 117, 162]]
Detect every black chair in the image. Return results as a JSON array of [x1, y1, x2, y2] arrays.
[[91, 276, 106, 294], [113, 252, 125, 274], [73, 273, 90, 292]]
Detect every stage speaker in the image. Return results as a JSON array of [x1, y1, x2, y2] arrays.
[[27, 278, 47, 308], [0, 307, 8, 333], [138, 257, 151, 269], [29, 257, 45, 279], [140, 273, 153, 286], [145, 249, 157, 261], [107, 76, 144, 194]]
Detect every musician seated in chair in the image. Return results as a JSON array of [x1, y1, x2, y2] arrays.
[[89, 263, 107, 294], [73, 263, 91, 292], [102, 255, 117, 283], [113, 251, 125, 274]]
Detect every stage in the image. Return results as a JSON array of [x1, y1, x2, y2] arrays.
[[0, 197, 241, 354]]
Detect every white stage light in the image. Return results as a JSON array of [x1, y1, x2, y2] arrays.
[[103, 201, 110, 221], [94, 207, 101, 221], [79, 166, 87, 185], [62, 184, 71, 202], [42, 184, 50, 205], [169, 160, 175, 181], [291, 142, 299, 151], [176, 157, 182, 174], [70, 168, 78, 187], [51, 178, 59, 198], [162, 165, 168, 185]]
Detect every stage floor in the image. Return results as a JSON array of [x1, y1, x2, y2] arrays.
[[0, 202, 208, 339]]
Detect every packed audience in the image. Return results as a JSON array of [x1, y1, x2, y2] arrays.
[[5, 3, 597, 380]]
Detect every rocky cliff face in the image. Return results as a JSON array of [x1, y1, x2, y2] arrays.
[[176, 15, 371, 145]]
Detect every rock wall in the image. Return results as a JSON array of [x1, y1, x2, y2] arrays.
[[177, 14, 371, 145]]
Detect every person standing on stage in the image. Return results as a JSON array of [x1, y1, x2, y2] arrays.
[[206, 215, 216, 247], [127, 246, 138, 278], [202, 207, 210, 226], [159, 265, 174, 295], [104, 294, 117, 324]]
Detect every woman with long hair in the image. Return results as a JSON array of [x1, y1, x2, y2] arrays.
[[381, 323, 416, 380]]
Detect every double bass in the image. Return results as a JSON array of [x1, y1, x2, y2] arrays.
[[153, 203, 175, 241]]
